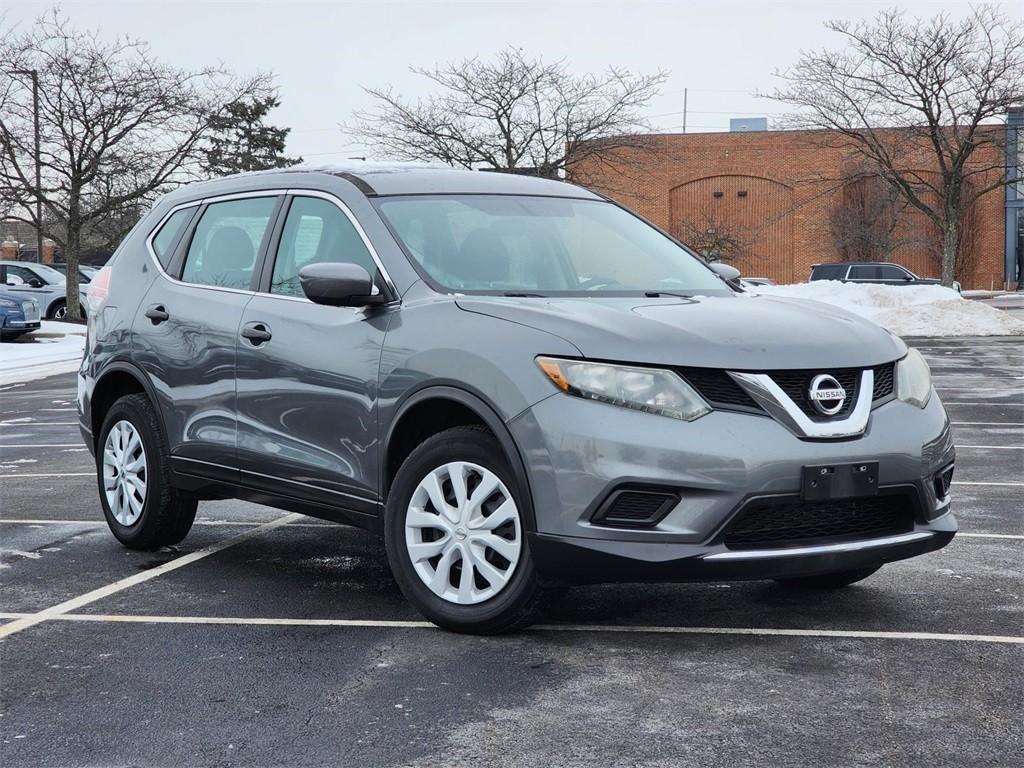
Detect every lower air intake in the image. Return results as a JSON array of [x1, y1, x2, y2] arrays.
[[722, 494, 914, 550]]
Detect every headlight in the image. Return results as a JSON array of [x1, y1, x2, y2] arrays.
[[0, 298, 18, 309], [895, 348, 932, 408], [536, 356, 711, 421]]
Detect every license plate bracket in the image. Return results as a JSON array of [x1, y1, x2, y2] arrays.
[[801, 461, 879, 501]]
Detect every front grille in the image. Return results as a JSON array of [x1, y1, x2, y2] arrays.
[[678, 363, 897, 417], [872, 362, 895, 400], [721, 494, 914, 550], [678, 368, 759, 409], [592, 488, 679, 527], [768, 368, 860, 419]]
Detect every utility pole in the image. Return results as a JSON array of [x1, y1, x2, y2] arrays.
[[12, 69, 43, 263], [682, 88, 688, 134]]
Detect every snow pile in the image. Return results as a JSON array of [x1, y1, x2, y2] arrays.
[[0, 321, 86, 385], [754, 281, 1024, 337]]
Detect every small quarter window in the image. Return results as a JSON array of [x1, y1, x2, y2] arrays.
[[270, 196, 377, 297], [151, 207, 196, 270], [181, 197, 277, 290]]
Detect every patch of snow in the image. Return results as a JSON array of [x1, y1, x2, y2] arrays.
[[0, 321, 86, 384], [753, 281, 1024, 337]]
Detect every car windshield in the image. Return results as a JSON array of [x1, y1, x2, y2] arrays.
[[32, 263, 67, 284], [375, 195, 729, 295]]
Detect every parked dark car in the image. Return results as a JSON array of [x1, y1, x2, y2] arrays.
[[78, 164, 956, 633], [809, 262, 960, 291], [0, 287, 42, 341]]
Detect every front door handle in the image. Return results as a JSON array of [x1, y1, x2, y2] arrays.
[[145, 304, 169, 324], [241, 322, 272, 346]]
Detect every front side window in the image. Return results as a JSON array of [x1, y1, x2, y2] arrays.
[[878, 265, 910, 280], [181, 197, 277, 289], [375, 195, 727, 295], [152, 207, 197, 270], [270, 196, 377, 297]]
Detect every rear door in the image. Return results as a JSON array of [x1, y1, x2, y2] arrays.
[[133, 193, 282, 482], [234, 192, 394, 517]]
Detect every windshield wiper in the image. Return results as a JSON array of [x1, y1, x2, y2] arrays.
[[644, 290, 694, 299], [502, 291, 548, 298]]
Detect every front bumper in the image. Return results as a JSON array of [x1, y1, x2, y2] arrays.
[[510, 388, 956, 583], [530, 511, 956, 584]]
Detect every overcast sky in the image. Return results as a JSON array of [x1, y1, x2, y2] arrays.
[[4, 1, 1012, 160]]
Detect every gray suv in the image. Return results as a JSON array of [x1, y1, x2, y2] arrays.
[[78, 164, 957, 633]]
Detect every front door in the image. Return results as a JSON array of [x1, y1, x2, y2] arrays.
[[133, 194, 280, 481], [235, 194, 391, 516]]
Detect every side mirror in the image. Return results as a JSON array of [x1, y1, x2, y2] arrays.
[[299, 262, 385, 307], [28, 277, 45, 288], [708, 262, 741, 283]]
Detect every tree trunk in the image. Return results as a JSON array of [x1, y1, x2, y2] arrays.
[[65, 200, 82, 322], [940, 221, 958, 288]]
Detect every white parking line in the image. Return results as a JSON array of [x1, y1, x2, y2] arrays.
[[0, 518, 333, 528], [958, 533, 1024, 540], [0, 472, 95, 478], [0, 513, 300, 639], [943, 402, 1023, 406], [0, 611, 1018, 644], [0, 422, 79, 426], [0, 444, 82, 448], [952, 422, 1024, 426], [956, 445, 1024, 450], [952, 481, 1024, 487]]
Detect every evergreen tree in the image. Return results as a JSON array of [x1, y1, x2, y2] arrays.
[[203, 95, 302, 176]]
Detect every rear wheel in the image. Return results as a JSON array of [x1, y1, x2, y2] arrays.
[[384, 425, 542, 634], [774, 565, 881, 589], [97, 393, 196, 550]]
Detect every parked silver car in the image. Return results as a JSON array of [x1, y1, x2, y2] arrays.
[[0, 260, 89, 319], [78, 164, 956, 633]]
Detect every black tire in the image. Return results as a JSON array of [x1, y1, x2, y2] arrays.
[[96, 393, 197, 550], [775, 565, 881, 589], [384, 425, 542, 634], [48, 300, 67, 320]]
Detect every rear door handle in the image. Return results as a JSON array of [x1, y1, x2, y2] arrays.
[[144, 304, 169, 324], [241, 322, 272, 345]]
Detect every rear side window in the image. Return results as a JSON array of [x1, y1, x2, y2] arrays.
[[269, 196, 376, 297], [848, 265, 882, 280], [180, 197, 278, 290], [151, 207, 196, 270], [811, 264, 846, 281]]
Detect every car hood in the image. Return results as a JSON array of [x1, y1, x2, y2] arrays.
[[455, 294, 907, 369]]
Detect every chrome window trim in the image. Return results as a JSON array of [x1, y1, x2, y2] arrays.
[[728, 369, 874, 439], [144, 187, 398, 302], [703, 531, 934, 561]]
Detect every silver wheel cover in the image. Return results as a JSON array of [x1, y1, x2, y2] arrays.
[[405, 461, 522, 605], [102, 419, 147, 526]]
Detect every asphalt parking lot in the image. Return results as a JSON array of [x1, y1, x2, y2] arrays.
[[1, 336, 1021, 767]]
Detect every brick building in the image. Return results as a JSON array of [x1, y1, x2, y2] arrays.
[[571, 116, 1023, 290]]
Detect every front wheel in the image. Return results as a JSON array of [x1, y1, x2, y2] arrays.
[[384, 425, 542, 634], [774, 565, 881, 589]]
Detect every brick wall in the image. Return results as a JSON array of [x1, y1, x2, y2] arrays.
[[570, 130, 1007, 290]]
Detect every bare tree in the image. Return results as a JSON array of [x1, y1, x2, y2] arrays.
[[830, 169, 911, 262], [349, 48, 667, 183], [0, 9, 271, 319], [768, 6, 1024, 286], [673, 211, 750, 264]]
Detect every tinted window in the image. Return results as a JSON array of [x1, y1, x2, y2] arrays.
[[811, 264, 846, 280], [376, 195, 725, 295], [878, 265, 909, 280], [181, 197, 277, 289], [270, 197, 376, 297], [152, 207, 196, 269], [848, 265, 882, 280]]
